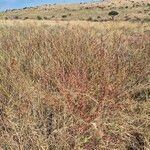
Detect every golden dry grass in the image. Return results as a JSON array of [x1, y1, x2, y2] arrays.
[[0, 20, 150, 150]]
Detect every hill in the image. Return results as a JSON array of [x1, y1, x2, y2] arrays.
[[0, 0, 149, 22]]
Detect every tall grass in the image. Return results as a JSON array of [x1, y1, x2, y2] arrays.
[[0, 21, 150, 150]]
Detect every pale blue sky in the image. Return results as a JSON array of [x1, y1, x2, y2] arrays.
[[0, 0, 99, 11]]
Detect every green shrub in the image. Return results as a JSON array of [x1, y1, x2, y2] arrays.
[[37, 16, 42, 20], [4, 17, 8, 20], [87, 17, 93, 21], [143, 18, 150, 22], [43, 17, 48, 20], [93, 19, 98, 22], [62, 15, 67, 18], [108, 11, 119, 20], [24, 17, 29, 20]]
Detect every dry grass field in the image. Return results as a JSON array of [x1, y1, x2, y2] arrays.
[[0, 20, 150, 150]]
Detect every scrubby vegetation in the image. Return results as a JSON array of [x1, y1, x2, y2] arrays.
[[0, 20, 150, 149], [37, 16, 43, 20]]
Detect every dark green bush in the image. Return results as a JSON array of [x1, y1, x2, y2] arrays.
[[43, 17, 48, 20], [4, 17, 8, 20], [62, 15, 67, 18], [37, 16, 42, 20], [87, 17, 93, 21], [143, 18, 150, 22], [24, 17, 29, 20], [108, 11, 119, 20]]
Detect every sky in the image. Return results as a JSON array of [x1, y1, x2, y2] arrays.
[[0, 0, 98, 11]]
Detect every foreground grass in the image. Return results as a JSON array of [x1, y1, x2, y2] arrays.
[[0, 21, 150, 150]]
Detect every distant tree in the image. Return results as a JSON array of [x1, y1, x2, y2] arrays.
[[62, 15, 67, 18], [108, 11, 119, 20], [37, 16, 42, 20]]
